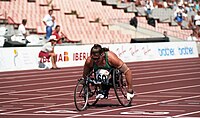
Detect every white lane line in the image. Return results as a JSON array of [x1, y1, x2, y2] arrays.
[[69, 114, 171, 118], [133, 99, 158, 102], [1, 84, 200, 115], [133, 67, 200, 75], [185, 100, 200, 102], [172, 111, 200, 117], [135, 76, 200, 87], [160, 92, 200, 95], [0, 84, 75, 96], [10, 102, 56, 105], [1, 70, 200, 94], [39, 90, 72, 93], [1, 59, 199, 82], [1, 71, 199, 91], [0, 113, 77, 117], [0, 72, 197, 96], [0, 74, 79, 84], [132, 64, 200, 72], [1, 77, 200, 104], [80, 95, 200, 117], [135, 71, 200, 80], [0, 79, 75, 89], [138, 95, 182, 98], [43, 98, 73, 101], [0, 98, 19, 100], [137, 84, 200, 96], [9, 93, 48, 96], [0, 59, 196, 77], [159, 104, 200, 107], [0, 91, 73, 104], [123, 109, 185, 112], [0, 67, 82, 77], [0, 65, 199, 84]]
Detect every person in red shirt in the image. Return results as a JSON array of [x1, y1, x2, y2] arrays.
[[52, 25, 63, 44]]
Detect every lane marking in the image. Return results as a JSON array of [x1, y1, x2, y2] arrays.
[[34, 110, 78, 114], [69, 114, 171, 118], [159, 104, 200, 107], [0, 68, 82, 78], [133, 64, 200, 72], [0, 58, 198, 77], [1, 71, 200, 97], [133, 67, 200, 75], [1, 76, 200, 104], [173, 110, 200, 117], [1, 59, 199, 83], [0, 113, 77, 117], [139, 95, 181, 97], [1, 71, 199, 90], [160, 92, 200, 95], [1, 85, 200, 115], [80, 95, 200, 117], [120, 111, 169, 115]]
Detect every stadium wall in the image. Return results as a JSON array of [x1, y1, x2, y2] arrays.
[[0, 42, 198, 72]]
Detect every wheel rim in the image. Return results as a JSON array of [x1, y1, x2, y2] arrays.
[[74, 79, 89, 111], [113, 69, 132, 106]]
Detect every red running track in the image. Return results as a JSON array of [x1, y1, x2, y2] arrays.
[[0, 57, 200, 118]]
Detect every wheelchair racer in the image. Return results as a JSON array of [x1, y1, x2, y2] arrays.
[[82, 44, 134, 100]]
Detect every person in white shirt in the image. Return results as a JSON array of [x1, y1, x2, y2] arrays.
[[43, 9, 54, 40], [18, 19, 27, 39], [194, 11, 200, 26], [38, 35, 59, 69], [144, 0, 154, 15]]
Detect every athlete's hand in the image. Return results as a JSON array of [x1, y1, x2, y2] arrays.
[[127, 89, 134, 101]]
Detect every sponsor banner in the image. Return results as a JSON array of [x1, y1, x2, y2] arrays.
[[0, 42, 198, 72]]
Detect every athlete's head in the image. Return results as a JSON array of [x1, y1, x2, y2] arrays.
[[90, 44, 102, 60]]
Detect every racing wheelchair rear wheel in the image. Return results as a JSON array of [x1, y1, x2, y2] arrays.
[[112, 69, 132, 106], [74, 79, 89, 111]]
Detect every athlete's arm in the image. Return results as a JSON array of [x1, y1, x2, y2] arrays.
[[82, 57, 93, 79], [108, 51, 133, 91]]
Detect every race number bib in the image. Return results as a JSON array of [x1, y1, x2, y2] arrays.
[[95, 69, 110, 82]]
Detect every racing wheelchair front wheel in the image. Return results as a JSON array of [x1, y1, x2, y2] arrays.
[[74, 79, 89, 111], [112, 69, 132, 107]]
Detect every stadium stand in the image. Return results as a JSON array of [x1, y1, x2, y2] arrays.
[[0, 0, 199, 46]]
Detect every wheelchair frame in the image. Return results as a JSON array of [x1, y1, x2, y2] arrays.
[[74, 68, 132, 111]]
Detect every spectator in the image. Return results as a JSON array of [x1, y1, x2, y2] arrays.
[[163, 31, 170, 42], [194, 11, 200, 27], [144, 0, 154, 16], [43, 9, 54, 40], [163, 0, 168, 9], [38, 35, 59, 69], [46, 0, 54, 10], [52, 25, 63, 44], [18, 19, 28, 39], [17, 19, 30, 44], [187, 33, 198, 41], [52, 16, 56, 29], [174, 4, 184, 26]]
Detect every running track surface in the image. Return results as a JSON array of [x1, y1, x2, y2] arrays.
[[0, 57, 200, 118]]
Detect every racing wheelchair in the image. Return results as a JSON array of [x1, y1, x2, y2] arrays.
[[74, 68, 132, 111]]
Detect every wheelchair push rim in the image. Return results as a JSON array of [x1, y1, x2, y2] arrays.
[[74, 79, 89, 111], [112, 69, 132, 106]]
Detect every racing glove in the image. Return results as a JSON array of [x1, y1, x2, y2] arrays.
[[127, 90, 134, 101]]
